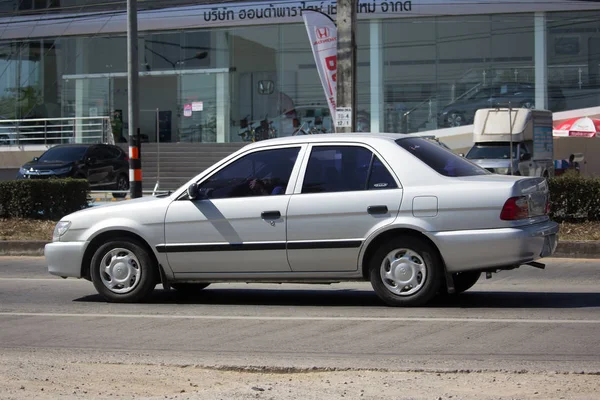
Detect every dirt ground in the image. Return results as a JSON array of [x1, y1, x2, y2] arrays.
[[0, 357, 599, 400]]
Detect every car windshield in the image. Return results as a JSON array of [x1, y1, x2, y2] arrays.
[[37, 146, 88, 163], [396, 137, 490, 177], [466, 143, 516, 160]]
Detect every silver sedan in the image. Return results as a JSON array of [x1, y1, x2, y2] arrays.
[[45, 134, 559, 306]]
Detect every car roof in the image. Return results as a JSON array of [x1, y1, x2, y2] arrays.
[[243, 132, 413, 148]]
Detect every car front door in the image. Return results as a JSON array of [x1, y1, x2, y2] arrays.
[[84, 146, 108, 187], [286, 144, 403, 272], [163, 144, 305, 275]]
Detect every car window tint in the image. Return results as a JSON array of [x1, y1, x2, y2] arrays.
[[105, 147, 122, 159], [368, 156, 398, 190], [96, 147, 114, 160], [302, 146, 396, 193], [200, 147, 300, 199], [396, 137, 490, 177], [38, 146, 88, 162]]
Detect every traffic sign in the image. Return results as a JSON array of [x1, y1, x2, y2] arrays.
[[336, 107, 352, 128]]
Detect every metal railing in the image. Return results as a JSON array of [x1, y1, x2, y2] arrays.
[[0, 116, 114, 147]]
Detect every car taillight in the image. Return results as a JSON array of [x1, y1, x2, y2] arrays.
[[124, 155, 129, 161], [500, 196, 530, 220]]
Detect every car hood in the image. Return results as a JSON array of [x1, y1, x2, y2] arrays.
[[22, 161, 74, 170], [64, 195, 168, 220], [88, 195, 167, 210]]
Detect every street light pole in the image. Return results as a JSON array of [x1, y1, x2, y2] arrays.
[[127, 0, 142, 198], [335, 0, 357, 133]]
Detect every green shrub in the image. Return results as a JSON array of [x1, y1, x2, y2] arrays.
[[0, 179, 90, 220], [548, 173, 600, 222]]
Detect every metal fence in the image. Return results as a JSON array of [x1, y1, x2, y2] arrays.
[[0, 116, 114, 147]]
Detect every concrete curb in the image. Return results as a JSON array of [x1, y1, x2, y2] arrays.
[[0, 240, 600, 259], [553, 241, 600, 259], [0, 241, 47, 256]]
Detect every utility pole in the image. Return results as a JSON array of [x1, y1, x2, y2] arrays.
[[335, 0, 357, 133], [127, 0, 142, 198]]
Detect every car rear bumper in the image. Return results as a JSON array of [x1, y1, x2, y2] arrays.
[[45, 241, 87, 278], [429, 220, 559, 273]]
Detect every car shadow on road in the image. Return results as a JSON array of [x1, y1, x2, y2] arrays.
[[74, 288, 600, 308]]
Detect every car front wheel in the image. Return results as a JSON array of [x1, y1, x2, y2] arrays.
[[369, 236, 442, 307], [90, 238, 157, 302]]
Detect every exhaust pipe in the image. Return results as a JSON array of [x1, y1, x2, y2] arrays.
[[525, 261, 545, 269]]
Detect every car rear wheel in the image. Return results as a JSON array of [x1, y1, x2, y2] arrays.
[[113, 174, 129, 198], [451, 271, 481, 294], [171, 283, 211, 294], [369, 236, 442, 307], [90, 238, 157, 302]]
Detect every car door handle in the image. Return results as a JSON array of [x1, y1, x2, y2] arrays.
[[261, 211, 281, 220], [368, 205, 388, 215]]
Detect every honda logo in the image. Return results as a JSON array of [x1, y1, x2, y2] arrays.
[[316, 27, 330, 39], [258, 80, 274, 95]]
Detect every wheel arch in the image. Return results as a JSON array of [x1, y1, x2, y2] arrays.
[[81, 229, 163, 284], [360, 227, 448, 282]]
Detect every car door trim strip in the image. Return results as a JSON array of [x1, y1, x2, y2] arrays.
[[155, 240, 362, 253]]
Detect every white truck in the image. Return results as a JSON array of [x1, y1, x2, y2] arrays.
[[464, 108, 554, 177]]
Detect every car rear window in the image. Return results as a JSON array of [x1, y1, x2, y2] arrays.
[[396, 137, 490, 177]]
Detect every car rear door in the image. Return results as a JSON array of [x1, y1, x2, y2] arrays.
[[286, 143, 403, 272], [163, 144, 306, 275]]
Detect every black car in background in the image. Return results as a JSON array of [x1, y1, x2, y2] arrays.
[[437, 83, 566, 127], [17, 144, 130, 198]]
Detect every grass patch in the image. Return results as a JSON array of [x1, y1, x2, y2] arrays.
[[0, 219, 599, 242], [557, 221, 600, 242], [0, 219, 56, 241]]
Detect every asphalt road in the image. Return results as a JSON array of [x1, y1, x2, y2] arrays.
[[0, 169, 17, 181], [1, 256, 599, 374]]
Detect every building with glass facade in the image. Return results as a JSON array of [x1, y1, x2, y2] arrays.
[[1, 0, 600, 151]]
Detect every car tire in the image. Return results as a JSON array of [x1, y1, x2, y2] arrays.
[[90, 238, 157, 303], [113, 174, 129, 198], [447, 111, 465, 127], [369, 236, 442, 307], [451, 271, 481, 294], [171, 283, 211, 294]]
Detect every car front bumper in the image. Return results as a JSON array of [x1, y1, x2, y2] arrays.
[[45, 241, 88, 278], [430, 220, 559, 273]]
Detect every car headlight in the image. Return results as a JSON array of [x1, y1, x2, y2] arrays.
[[18, 167, 28, 175], [495, 167, 510, 175], [53, 221, 71, 242], [53, 166, 71, 175]]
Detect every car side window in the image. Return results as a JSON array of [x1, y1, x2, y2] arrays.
[[86, 147, 102, 160], [199, 147, 300, 200], [96, 146, 114, 160], [105, 147, 122, 160], [301, 146, 397, 194], [368, 156, 398, 190]]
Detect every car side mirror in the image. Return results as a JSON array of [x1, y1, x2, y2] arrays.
[[187, 183, 199, 200], [521, 153, 532, 161], [86, 157, 97, 164], [458, 153, 464, 157], [32, 156, 39, 161]]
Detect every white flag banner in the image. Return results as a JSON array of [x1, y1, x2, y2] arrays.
[[302, 10, 337, 124]]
